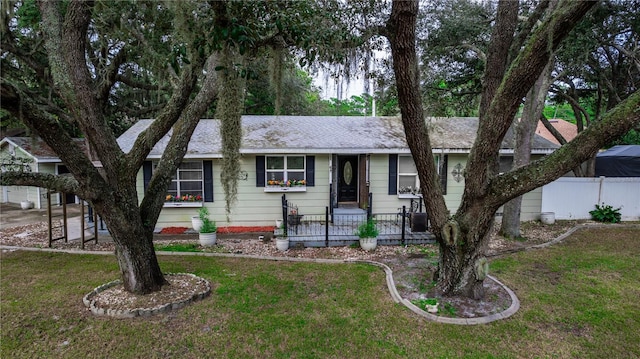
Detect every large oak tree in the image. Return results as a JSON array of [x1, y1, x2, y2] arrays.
[[1, 0, 228, 294], [386, 0, 639, 299], [1, 0, 373, 295]]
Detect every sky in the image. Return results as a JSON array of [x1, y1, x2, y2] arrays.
[[314, 72, 368, 100]]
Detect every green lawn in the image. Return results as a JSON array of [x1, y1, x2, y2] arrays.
[[1, 227, 639, 358]]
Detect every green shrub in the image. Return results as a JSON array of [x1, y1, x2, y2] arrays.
[[198, 207, 217, 233], [355, 219, 379, 238], [200, 218, 217, 233], [589, 203, 622, 223]]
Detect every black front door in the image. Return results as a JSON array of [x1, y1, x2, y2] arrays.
[[338, 156, 358, 202], [57, 165, 76, 204]]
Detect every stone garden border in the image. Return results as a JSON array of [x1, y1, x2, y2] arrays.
[[8, 223, 637, 323], [82, 273, 211, 318]]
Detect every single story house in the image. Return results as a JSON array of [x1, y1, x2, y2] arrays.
[[117, 116, 558, 229], [0, 137, 87, 208]]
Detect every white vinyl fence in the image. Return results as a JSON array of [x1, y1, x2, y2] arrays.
[[541, 177, 640, 221]]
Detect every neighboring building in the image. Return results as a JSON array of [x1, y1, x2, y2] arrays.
[[595, 145, 640, 177], [535, 118, 578, 145], [0, 137, 87, 208], [117, 116, 558, 229]]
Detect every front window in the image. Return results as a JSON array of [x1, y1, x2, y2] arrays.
[[398, 155, 419, 194], [266, 155, 306, 186], [155, 161, 204, 201], [398, 155, 440, 195]]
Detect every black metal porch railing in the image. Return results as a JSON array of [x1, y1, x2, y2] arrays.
[[280, 194, 434, 248]]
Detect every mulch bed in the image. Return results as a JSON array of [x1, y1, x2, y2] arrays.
[[160, 226, 275, 234]]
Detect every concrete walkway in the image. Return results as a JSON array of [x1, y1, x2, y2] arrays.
[[1, 202, 109, 243]]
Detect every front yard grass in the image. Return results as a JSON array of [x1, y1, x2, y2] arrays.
[[1, 226, 638, 358]]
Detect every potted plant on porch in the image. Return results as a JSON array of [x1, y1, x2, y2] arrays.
[[356, 218, 379, 251], [197, 207, 217, 247]]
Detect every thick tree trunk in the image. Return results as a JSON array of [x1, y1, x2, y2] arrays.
[[501, 60, 553, 238], [110, 221, 166, 294], [435, 207, 496, 299], [500, 198, 523, 239], [92, 196, 167, 294]]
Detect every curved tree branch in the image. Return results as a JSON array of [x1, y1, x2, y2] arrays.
[[95, 46, 128, 105], [115, 74, 167, 91], [539, 113, 568, 145], [462, 1, 597, 206], [124, 63, 200, 170], [551, 84, 592, 128], [508, 0, 550, 63], [489, 90, 640, 205], [139, 53, 219, 225], [0, 32, 49, 83], [0, 172, 82, 197], [1, 81, 106, 200]]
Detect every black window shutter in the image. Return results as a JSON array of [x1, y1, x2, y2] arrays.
[[143, 161, 153, 191], [440, 155, 448, 195], [306, 156, 315, 186], [256, 156, 265, 187], [203, 160, 214, 202], [388, 154, 398, 195]]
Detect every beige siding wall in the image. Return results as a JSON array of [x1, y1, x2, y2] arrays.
[[368, 154, 403, 214], [148, 153, 545, 230], [500, 188, 543, 221], [521, 188, 543, 221], [152, 155, 331, 229], [39, 163, 62, 208], [368, 153, 469, 216], [443, 154, 466, 214], [0, 146, 46, 207], [367, 153, 543, 221]]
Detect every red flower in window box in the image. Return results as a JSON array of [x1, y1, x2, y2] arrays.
[[165, 194, 203, 202]]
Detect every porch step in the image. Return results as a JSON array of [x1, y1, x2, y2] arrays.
[[333, 207, 367, 225]]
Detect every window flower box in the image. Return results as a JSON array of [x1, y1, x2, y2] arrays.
[[264, 179, 307, 192], [164, 194, 203, 207], [267, 179, 306, 187], [264, 186, 307, 193], [398, 186, 422, 198], [163, 202, 203, 208]]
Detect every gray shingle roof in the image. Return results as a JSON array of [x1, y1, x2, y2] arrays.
[[1, 137, 89, 162], [116, 116, 558, 158]]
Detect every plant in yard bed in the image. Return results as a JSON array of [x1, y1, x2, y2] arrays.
[[198, 207, 217, 247], [411, 298, 439, 313], [442, 302, 458, 317], [589, 203, 622, 223], [355, 219, 379, 251], [154, 243, 201, 252]]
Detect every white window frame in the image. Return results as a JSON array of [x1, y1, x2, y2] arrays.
[[264, 155, 307, 192], [155, 161, 204, 207], [397, 155, 440, 198]]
